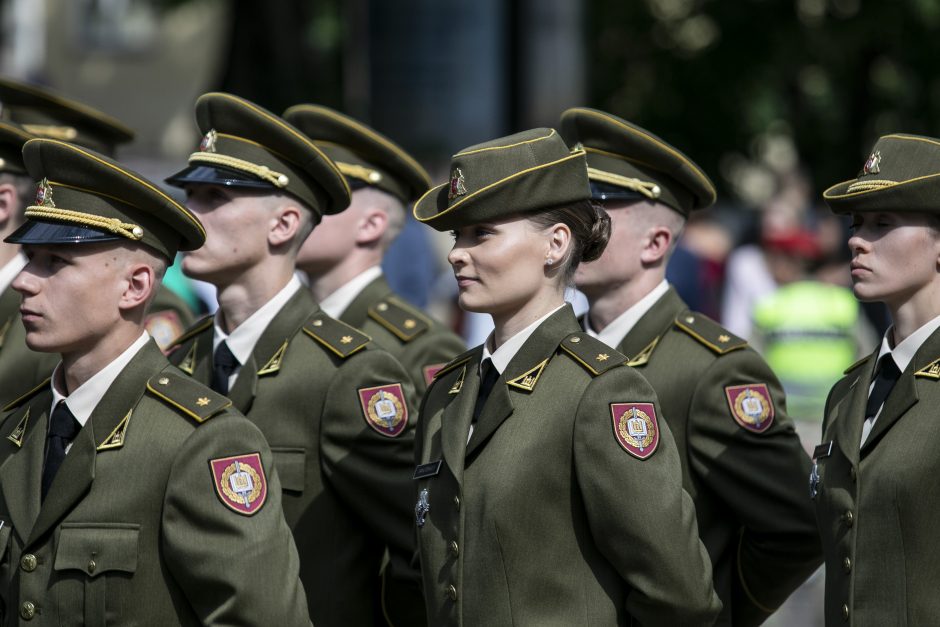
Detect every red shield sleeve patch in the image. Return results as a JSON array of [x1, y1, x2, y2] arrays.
[[144, 310, 184, 352], [610, 402, 660, 460], [422, 363, 447, 387], [358, 383, 409, 437], [725, 383, 775, 433], [209, 453, 268, 516]]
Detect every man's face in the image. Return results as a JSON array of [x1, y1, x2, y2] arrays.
[[575, 200, 651, 298], [180, 184, 274, 287], [13, 243, 126, 354]]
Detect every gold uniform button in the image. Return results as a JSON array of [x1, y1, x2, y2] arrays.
[[842, 603, 849, 620], [20, 601, 36, 620], [87, 559, 96, 574], [569, 337, 581, 343], [453, 496, 460, 511], [446, 584, 457, 601], [20, 554, 37, 572], [449, 541, 459, 556], [844, 510, 854, 527], [843, 557, 852, 572]]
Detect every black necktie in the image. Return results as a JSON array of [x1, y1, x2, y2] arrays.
[[865, 354, 902, 420], [472, 359, 499, 423], [42, 401, 81, 501], [211, 341, 239, 395]]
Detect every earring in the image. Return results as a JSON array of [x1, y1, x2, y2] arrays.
[[545, 258, 554, 266]]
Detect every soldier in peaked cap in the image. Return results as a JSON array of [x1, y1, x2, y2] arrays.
[[164, 92, 422, 626], [561, 107, 820, 626], [411, 127, 720, 626], [0, 76, 195, 367], [0, 138, 310, 626], [813, 134, 940, 626], [285, 104, 465, 397]]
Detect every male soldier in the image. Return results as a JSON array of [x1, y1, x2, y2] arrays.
[[561, 108, 821, 626], [285, 104, 465, 396], [0, 76, 195, 351], [165, 93, 421, 626], [0, 138, 310, 625]]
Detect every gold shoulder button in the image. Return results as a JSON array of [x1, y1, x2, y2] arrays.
[[674, 311, 747, 355], [2, 377, 51, 412], [303, 313, 370, 358], [166, 315, 213, 350], [368, 297, 431, 342], [559, 333, 627, 376], [146, 369, 231, 424]]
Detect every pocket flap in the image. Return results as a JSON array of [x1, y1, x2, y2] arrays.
[[54, 523, 139, 577], [271, 447, 306, 493]]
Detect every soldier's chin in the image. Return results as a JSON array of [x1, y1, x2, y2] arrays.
[[24, 332, 61, 354]]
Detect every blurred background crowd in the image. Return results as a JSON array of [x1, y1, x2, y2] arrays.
[[3, 2, 937, 622]]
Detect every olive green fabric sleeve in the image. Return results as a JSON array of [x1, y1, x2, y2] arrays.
[[573, 370, 721, 626], [162, 414, 311, 626]]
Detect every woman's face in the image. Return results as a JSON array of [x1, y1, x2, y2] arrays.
[[848, 211, 940, 307], [448, 216, 556, 319]]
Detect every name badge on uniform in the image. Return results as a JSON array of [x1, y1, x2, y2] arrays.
[[809, 441, 833, 499], [415, 488, 430, 527], [414, 460, 442, 480]]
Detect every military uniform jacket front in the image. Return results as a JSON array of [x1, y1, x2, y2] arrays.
[[0, 340, 310, 626], [339, 275, 465, 395], [602, 286, 821, 626], [815, 326, 940, 626], [168, 287, 420, 626], [414, 305, 721, 626]]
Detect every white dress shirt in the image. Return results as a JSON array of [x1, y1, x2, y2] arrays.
[[584, 280, 670, 348], [319, 266, 383, 319]]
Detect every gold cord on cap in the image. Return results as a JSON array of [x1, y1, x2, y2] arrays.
[[586, 167, 662, 200], [336, 162, 382, 184], [188, 152, 290, 188], [24, 206, 144, 240], [846, 179, 897, 193]]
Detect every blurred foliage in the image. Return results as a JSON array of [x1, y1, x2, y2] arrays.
[[586, 0, 940, 203]]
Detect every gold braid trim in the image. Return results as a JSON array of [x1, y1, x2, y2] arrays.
[[336, 162, 383, 184], [25, 206, 143, 240], [21, 124, 78, 141], [847, 179, 898, 193], [587, 167, 662, 200], [189, 152, 290, 188]]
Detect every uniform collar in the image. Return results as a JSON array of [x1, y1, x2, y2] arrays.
[[482, 304, 566, 374], [318, 265, 383, 319], [878, 313, 940, 374], [0, 251, 26, 294], [584, 279, 670, 348], [213, 275, 302, 366], [49, 331, 150, 428]]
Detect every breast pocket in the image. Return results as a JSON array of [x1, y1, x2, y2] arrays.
[[54, 523, 139, 627]]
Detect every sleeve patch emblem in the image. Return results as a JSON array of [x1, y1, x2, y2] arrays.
[[144, 310, 185, 351], [610, 402, 659, 459], [725, 383, 775, 432], [358, 383, 409, 437], [209, 453, 268, 516], [422, 363, 447, 387]]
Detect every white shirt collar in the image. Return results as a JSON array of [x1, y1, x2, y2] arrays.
[[0, 252, 27, 294], [876, 314, 940, 374], [585, 280, 670, 348], [318, 266, 383, 319], [213, 275, 302, 366], [481, 304, 566, 374], [49, 331, 151, 428]]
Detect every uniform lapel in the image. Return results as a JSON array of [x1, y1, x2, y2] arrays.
[[226, 288, 316, 413], [339, 275, 390, 329], [28, 341, 165, 545], [0, 285, 19, 350], [465, 306, 576, 458], [440, 347, 483, 485], [616, 286, 685, 363], [828, 355, 874, 465], [0, 394, 50, 541]]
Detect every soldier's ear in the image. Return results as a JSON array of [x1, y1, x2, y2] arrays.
[[0, 182, 17, 228], [268, 203, 304, 247], [639, 225, 673, 265], [119, 261, 158, 312], [354, 207, 388, 246]]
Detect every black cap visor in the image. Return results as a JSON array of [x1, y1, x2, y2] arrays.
[[589, 180, 647, 202], [4, 220, 122, 245], [164, 163, 276, 190]]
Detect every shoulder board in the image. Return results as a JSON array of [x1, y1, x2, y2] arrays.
[[559, 333, 627, 376], [674, 311, 747, 355], [166, 315, 213, 349], [844, 355, 872, 375], [432, 350, 477, 380], [146, 369, 231, 424], [302, 313, 370, 359], [2, 377, 51, 412], [367, 297, 431, 342]]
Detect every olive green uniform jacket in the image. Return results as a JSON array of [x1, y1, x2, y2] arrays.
[[814, 327, 940, 626], [414, 305, 721, 626], [338, 275, 465, 396], [168, 287, 421, 626], [0, 285, 193, 406], [0, 340, 310, 626], [595, 287, 821, 626]]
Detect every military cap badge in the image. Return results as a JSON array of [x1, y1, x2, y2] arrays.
[[861, 150, 881, 176], [358, 383, 409, 437], [199, 128, 218, 153], [610, 402, 659, 459], [34, 178, 54, 207], [725, 383, 775, 433], [210, 453, 268, 515], [448, 168, 467, 200]]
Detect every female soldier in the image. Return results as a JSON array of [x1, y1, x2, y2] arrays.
[[815, 133, 940, 625], [411, 128, 720, 626]]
